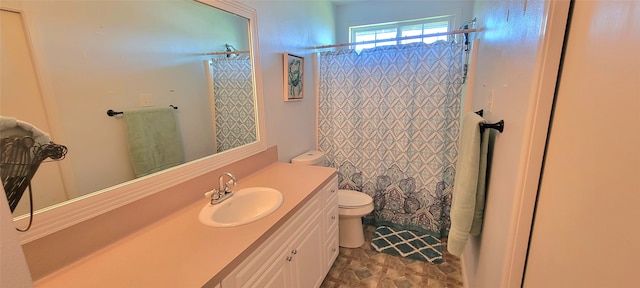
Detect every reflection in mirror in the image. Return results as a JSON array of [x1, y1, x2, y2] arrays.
[[0, 0, 259, 222], [208, 55, 256, 153]]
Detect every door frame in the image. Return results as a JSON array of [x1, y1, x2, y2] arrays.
[[503, 0, 572, 287], [0, 5, 79, 201]]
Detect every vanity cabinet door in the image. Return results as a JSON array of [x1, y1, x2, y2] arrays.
[[325, 224, 339, 272], [288, 206, 323, 288], [251, 248, 291, 288], [221, 237, 289, 288]]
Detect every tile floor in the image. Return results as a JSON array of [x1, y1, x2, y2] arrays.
[[321, 225, 463, 288]]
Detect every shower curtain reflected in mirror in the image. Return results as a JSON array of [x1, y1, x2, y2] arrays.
[[318, 42, 464, 237], [209, 55, 256, 153]]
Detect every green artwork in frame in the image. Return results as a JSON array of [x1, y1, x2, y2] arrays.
[[283, 52, 304, 101]]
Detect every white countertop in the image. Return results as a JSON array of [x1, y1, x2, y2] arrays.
[[34, 163, 336, 288]]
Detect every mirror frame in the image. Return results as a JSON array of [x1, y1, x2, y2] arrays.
[[14, 0, 266, 243]]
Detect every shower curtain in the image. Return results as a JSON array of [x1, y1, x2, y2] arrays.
[[210, 55, 256, 153], [318, 42, 464, 237]]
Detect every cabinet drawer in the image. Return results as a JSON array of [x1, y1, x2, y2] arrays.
[[324, 225, 339, 273], [323, 202, 338, 233], [323, 178, 338, 204], [325, 187, 337, 208]]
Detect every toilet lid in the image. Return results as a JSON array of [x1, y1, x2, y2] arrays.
[[338, 189, 373, 208]]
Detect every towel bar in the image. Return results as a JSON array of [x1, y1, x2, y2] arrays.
[[107, 105, 178, 117], [480, 120, 504, 133], [474, 110, 504, 133]]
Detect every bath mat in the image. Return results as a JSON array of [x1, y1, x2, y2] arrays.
[[371, 226, 443, 264]]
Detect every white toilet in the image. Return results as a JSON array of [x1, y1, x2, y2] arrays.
[[291, 150, 374, 248]]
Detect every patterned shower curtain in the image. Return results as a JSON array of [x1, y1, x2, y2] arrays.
[[318, 42, 464, 237], [210, 55, 256, 153]]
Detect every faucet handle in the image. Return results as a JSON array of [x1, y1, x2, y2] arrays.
[[204, 189, 221, 200], [223, 179, 237, 193]]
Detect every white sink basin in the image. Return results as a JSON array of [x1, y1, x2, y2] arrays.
[[199, 187, 284, 227]]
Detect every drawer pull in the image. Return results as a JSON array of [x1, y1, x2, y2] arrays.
[[291, 249, 297, 255], [330, 215, 336, 220], [286, 256, 292, 262]]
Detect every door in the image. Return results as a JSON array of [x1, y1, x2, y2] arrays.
[[289, 210, 324, 288], [524, 0, 640, 287], [0, 9, 68, 215], [251, 249, 290, 288]]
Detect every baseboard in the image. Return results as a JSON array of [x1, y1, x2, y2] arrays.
[[461, 253, 470, 288]]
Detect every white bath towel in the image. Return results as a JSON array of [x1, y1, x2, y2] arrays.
[[447, 112, 490, 257], [0, 116, 51, 144]]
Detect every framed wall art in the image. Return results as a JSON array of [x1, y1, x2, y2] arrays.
[[283, 52, 304, 101]]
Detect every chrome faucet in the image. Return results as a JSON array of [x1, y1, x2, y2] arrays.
[[208, 172, 238, 205]]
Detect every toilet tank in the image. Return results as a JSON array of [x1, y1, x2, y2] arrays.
[[291, 150, 325, 166]]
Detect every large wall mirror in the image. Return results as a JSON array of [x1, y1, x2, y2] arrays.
[[0, 0, 266, 243]]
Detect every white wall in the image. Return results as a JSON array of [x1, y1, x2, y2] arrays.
[[462, 0, 569, 287], [241, 0, 335, 162], [0, 192, 33, 288], [524, 0, 640, 286]]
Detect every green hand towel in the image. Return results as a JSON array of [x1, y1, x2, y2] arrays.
[[447, 111, 490, 257], [471, 125, 490, 236], [123, 107, 184, 178]]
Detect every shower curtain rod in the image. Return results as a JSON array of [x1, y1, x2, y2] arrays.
[[308, 28, 478, 50], [203, 50, 250, 56]]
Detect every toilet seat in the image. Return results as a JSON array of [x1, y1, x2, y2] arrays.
[[290, 150, 372, 248], [338, 189, 373, 208], [338, 190, 374, 217]]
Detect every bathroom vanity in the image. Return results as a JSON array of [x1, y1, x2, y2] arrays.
[[32, 161, 337, 288], [221, 175, 338, 288]]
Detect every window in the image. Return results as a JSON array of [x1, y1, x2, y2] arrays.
[[349, 16, 453, 51]]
